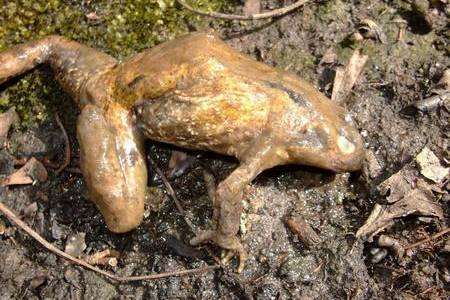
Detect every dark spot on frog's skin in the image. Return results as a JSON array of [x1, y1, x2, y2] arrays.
[[127, 149, 140, 166], [133, 101, 147, 118], [264, 81, 311, 108], [314, 126, 330, 149], [299, 126, 329, 149], [128, 74, 146, 89]]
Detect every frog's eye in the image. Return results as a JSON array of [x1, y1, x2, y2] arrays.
[[337, 135, 355, 154]]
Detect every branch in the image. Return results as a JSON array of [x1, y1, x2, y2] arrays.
[[177, 0, 310, 21], [0, 200, 217, 282], [404, 227, 450, 251], [54, 113, 71, 174], [148, 156, 197, 233]]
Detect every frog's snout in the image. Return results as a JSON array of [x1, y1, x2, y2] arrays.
[[332, 129, 364, 172], [332, 150, 364, 172]]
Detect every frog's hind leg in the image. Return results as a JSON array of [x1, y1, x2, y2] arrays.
[[0, 35, 116, 104], [190, 139, 283, 272], [0, 37, 52, 84], [77, 103, 148, 233]]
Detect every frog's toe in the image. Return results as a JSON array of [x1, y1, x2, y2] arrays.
[[216, 236, 247, 273], [221, 250, 234, 264], [190, 230, 247, 272], [220, 248, 246, 273], [190, 230, 215, 245]]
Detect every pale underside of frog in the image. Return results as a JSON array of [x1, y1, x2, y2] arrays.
[[0, 33, 364, 272]]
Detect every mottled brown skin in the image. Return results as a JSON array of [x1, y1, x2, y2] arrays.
[[0, 33, 364, 271]]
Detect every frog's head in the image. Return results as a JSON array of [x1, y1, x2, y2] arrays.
[[285, 111, 364, 173]]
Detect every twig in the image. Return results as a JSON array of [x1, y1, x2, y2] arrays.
[[150, 157, 230, 269], [177, 0, 310, 21], [66, 167, 82, 174], [148, 156, 196, 233], [0, 200, 217, 282], [404, 227, 450, 250], [419, 286, 435, 295], [285, 216, 321, 248], [412, 91, 449, 112], [54, 113, 71, 174], [331, 49, 368, 105]]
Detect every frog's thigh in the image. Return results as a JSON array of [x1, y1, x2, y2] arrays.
[[77, 104, 147, 233]]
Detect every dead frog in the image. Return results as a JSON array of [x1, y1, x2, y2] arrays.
[[0, 33, 364, 271]]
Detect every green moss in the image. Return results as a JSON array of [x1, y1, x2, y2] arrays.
[[271, 46, 317, 82], [316, 0, 349, 24], [0, 0, 233, 127]]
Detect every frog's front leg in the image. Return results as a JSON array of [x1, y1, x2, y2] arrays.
[[191, 139, 283, 272], [0, 35, 116, 103], [77, 103, 147, 233]]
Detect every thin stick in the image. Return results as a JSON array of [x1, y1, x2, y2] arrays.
[[0, 200, 217, 282], [177, 0, 310, 21], [54, 113, 71, 174], [404, 227, 450, 250], [150, 158, 228, 268], [148, 156, 197, 233]]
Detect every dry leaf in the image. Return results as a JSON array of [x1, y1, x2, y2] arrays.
[[285, 216, 322, 248], [319, 48, 337, 65], [363, 150, 383, 179], [85, 12, 100, 20], [30, 273, 47, 289], [356, 189, 443, 240], [350, 32, 364, 42], [378, 168, 415, 203], [331, 49, 368, 105], [356, 167, 444, 240], [23, 202, 38, 218], [84, 249, 121, 265], [436, 69, 450, 90], [1, 157, 48, 186], [358, 19, 387, 44], [167, 150, 195, 178], [64, 232, 87, 258], [0, 107, 19, 146], [416, 147, 449, 183]]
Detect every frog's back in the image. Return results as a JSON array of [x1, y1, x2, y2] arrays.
[[124, 34, 272, 157], [115, 33, 347, 158]]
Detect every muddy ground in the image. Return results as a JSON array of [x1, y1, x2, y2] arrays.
[[0, 0, 449, 299]]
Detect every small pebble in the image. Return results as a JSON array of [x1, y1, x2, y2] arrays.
[[30, 274, 47, 289], [370, 248, 388, 263]]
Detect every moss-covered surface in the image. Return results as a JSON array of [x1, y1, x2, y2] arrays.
[[0, 0, 234, 126]]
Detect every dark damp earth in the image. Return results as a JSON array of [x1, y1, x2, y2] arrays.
[[0, 1, 448, 299]]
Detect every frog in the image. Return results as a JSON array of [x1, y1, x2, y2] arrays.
[[0, 32, 364, 272]]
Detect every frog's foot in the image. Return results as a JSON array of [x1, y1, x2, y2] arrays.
[[190, 230, 247, 273]]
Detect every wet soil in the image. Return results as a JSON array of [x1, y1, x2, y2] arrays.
[[0, 1, 449, 299]]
